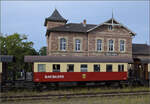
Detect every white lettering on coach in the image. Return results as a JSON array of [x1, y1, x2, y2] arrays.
[[44, 75, 64, 79]]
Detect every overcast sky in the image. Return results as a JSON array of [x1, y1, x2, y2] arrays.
[[1, 1, 149, 50]]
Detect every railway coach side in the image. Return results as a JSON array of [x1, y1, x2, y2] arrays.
[[25, 56, 133, 83], [0, 62, 2, 83]]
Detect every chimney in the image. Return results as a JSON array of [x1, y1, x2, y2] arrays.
[[83, 19, 86, 27]]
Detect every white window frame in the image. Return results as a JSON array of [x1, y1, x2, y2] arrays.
[[60, 38, 66, 51], [58, 37, 68, 51], [75, 39, 81, 51], [97, 39, 102, 51], [119, 39, 126, 52], [108, 39, 114, 52]]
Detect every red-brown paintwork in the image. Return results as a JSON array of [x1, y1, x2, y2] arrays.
[[33, 72, 127, 82]]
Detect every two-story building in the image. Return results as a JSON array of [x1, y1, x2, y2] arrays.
[[45, 9, 134, 59]]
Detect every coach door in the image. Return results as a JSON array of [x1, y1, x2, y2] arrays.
[[143, 64, 148, 80]]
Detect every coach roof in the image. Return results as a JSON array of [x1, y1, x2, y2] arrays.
[[0, 55, 14, 62], [24, 56, 133, 63]]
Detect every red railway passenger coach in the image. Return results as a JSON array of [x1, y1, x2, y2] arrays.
[[24, 56, 133, 83]]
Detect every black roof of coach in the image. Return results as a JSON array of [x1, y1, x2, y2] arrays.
[[0, 55, 14, 62]]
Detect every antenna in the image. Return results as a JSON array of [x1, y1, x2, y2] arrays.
[[112, 9, 114, 19], [112, 9, 114, 26], [55, 5, 56, 10]]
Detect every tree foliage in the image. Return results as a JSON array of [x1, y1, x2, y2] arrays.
[[39, 46, 47, 56], [0, 33, 38, 72]]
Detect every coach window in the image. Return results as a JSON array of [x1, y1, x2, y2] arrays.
[[53, 64, 60, 72], [108, 40, 114, 52], [75, 39, 81, 51], [118, 65, 124, 72], [94, 64, 100, 72], [97, 39, 102, 51], [120, 40, 125, 52], [81, 64, 88, 72], [106, 64, 112, 72], [38, 64, 46, 72], [60, 38, 66, 51], [67, 64, 74, 72]]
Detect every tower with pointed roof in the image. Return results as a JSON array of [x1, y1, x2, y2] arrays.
[[44, 9, 67, 30]]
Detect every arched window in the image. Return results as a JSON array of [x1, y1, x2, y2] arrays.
[[75, 39, 81, 51], [108, 39, 114, 51], [60, 38, 66, 51], [97, 39, 102, 51], [120, 40, 125, 52]]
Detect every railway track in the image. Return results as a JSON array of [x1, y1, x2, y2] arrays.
[[1, 91, 150, 101]]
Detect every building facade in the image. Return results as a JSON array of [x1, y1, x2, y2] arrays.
[[45, 9, 134, 58]]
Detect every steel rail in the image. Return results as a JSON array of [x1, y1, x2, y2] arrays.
[[1, 91, 150, 101]]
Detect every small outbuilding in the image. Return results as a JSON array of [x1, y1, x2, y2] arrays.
[[0, 55, 14, 91]]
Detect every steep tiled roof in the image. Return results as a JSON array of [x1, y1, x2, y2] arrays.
[[48, 23, 97, 33], [132, 44, 150, 55], [45, 10, 135, 35], [44, 9, 67, 26]]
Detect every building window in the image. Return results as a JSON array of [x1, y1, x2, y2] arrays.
[[53, 64, 60, 72], [81, 64, 88, 72], [118, 65, 124, 72], [108, 39, 114, 52], [38, 64, 46, 72], [75, 39, 81, 51], [106, 64, 112, 72], [108, 25, 113, 30], [67, 64, 74, 72], [94, 64, 100, 72], [120, 40, 125, 52], [60, 38, 66, 51], [97, 39, 102, 51]]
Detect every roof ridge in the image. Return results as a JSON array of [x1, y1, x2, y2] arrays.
[[67, 22, 97, 25]]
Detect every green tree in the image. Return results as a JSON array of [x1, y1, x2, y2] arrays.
[[0, 33, 38, 79], [39, 46, 47, 56]]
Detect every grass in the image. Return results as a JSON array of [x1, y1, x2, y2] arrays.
[[2, 95, 150, 104], [1, 86, 150, 97]]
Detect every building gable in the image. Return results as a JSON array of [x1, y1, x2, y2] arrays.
[[87, 18, 136, 36]]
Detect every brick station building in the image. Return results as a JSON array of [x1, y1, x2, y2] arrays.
[[45, 9, 134, 58]]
